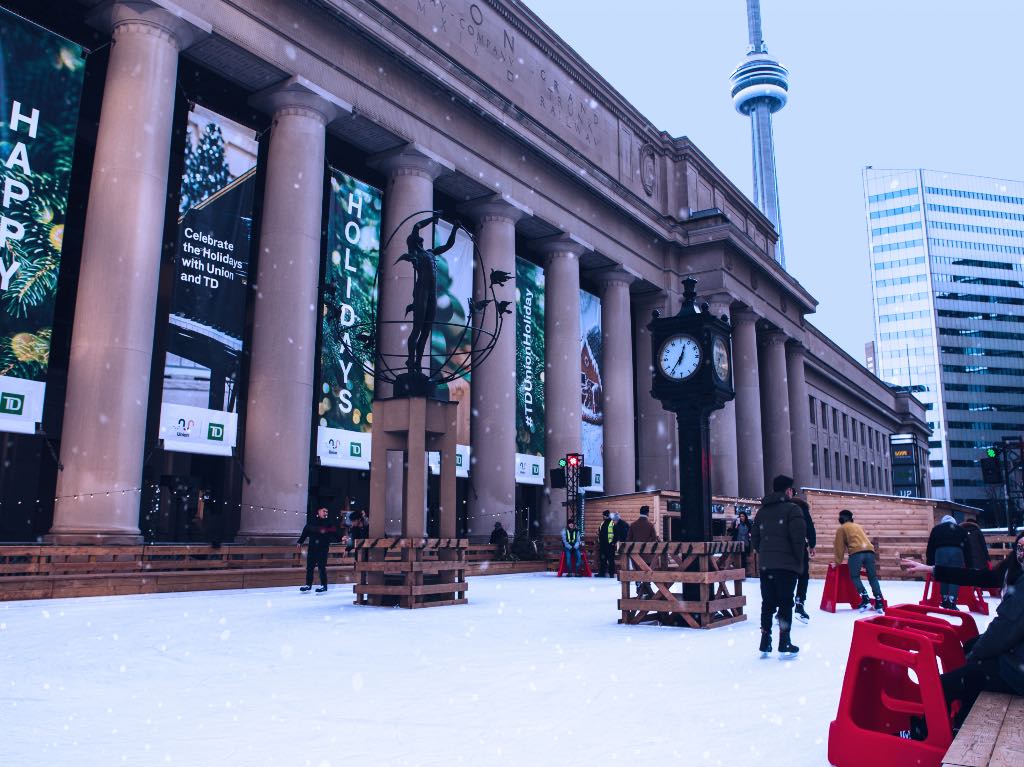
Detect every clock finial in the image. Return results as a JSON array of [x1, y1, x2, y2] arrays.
[[682, 277, 698, 305]]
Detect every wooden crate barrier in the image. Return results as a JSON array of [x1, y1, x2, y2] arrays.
[[352, 538, 468, 609], [616, 541, 746, 629]]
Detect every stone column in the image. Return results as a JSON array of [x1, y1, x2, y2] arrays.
[[460, 196, 528, 538], [237, 78, 344, 542], [49, 2, 208, 543], [597, 270, 636, 496], [732, 308, 765, 499], [707, 295, 739, 498], [759, 329, 794, 486], [634, 294, 676, 491], [368, 145, 452, 397], [536, 236, 587, 534], [786, 341, 812, 490]]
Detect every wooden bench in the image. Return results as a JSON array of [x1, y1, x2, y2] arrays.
[[943, 692, 1024, 767]]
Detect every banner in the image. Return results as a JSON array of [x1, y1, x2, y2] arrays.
[[515, 257, 545, 484], [317, 168, 381, 469], [579, 289, 604, 491], [159, 106, 257, 455], [0, 10, 85, 434], [428, 220, 473, 478]]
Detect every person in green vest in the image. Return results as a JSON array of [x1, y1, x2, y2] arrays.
[[561, 518, 584, 576]]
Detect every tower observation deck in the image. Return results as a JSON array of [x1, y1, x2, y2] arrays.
[[729, 0, 789, 268]]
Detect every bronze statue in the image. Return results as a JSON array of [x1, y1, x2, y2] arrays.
[[396, 215, 461, 374]]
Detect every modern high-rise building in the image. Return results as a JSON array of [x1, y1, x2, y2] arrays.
[[730, 0, 789, 268], [864, 168, 1024, 515]]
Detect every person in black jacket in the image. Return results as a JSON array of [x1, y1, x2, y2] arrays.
[[926, 515, 969, 609], [297, 507, 339, 592], [960, 519, 989, 572], [750, 475, 807, 656], [489, 521, 510, 560], [345, 510, 368, 555], [901, 530, 1024, 730], [597, 510, 616, 577], [792, 492, 817, 623]]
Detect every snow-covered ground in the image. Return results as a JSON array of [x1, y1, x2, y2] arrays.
[[0, 574, 990, 767]]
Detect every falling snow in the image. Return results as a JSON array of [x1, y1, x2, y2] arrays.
[[0, 575, 988, 766]]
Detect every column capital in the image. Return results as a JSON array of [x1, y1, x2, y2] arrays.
[[759, 328, 789, 348], [592, 267, 636, 292], [91, 0, 211, 50], [785, 339, 807, 357], [368, 143, 454, 182], [732, 306, 759, 326], [532, 233, 592, 262], [249, 76, 351, 125], [458, 193, 532, 225], [704, 292, 734, 321]]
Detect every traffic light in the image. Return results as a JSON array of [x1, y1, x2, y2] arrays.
[[558, 458, 567, 468], [566, 453, 583, 468], [980, 456, 1002, 484], [986, 447, 999, 459]]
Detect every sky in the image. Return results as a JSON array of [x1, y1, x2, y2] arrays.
[[523, 0, 1024, 362]]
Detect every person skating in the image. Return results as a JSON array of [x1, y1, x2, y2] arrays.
[[750, 475, 806, 657], [297, 507, 339, 592], [561, 518, 583, 576], [791, 492, 817, 623], [901, 530, 1024, 732], [730, 510, 752, 574], [833, 509, 885, 612], [597, 510, 616, 577], [960, 518, 989, 573], [489, 521, 510, 561], [926, 514, 969, 610]]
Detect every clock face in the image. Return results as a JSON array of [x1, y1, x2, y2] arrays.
[[713, 336, 730, 382], [658, 334, 702, 381]]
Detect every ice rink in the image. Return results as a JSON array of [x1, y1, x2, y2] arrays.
[[0, 573, 982, 766]]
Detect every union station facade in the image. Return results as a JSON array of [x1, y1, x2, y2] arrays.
[[0, 0, 930, 544]]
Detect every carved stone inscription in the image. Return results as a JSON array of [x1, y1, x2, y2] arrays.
[[386, 0, 620, 175]]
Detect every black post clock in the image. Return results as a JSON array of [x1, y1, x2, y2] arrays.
[[648, 277, 735, 541]]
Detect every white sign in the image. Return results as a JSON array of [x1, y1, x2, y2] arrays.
[[158, 402, 237, 457], [515, 452, 544, 485], [317, 425, 371, 470], [0, 378, 44, 435]]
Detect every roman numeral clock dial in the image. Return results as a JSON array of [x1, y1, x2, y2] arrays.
[[657, 334, 702, 381]]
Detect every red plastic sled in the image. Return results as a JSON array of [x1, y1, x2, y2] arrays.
[[820, 562, 888, 613], [919, 574, 989, 616], [557, 549, 593, 577]]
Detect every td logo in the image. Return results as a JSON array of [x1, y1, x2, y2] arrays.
[[456, 453, 464, 467], [0, 392, 24, 415], [531, 464, 540, 476], [208, 423, 225, 441], [349, 442, 362, 457]]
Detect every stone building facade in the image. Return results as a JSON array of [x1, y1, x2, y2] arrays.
[[0, 0, 929, 544]]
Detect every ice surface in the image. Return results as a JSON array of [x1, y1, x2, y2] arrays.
[[0, 575, 990, 766]]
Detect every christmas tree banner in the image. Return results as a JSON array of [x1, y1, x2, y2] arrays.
[[579, 289, 604, 492], [159, 106, 257, 456], [316, 168, 381, 469], [0, 9, 85, 435], [515, 257, 545, 485], [427, 219, 472, 479]]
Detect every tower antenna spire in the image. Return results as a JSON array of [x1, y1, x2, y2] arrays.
[[730, 0, 789, 268]]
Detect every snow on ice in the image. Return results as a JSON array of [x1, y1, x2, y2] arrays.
[[0, 574, 988, 766]]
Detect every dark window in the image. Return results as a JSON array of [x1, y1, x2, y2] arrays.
[[870, 465, 876, 489], [809, 396, 816, 424], [861, 423, 867, 443], [844, 455, 851, 482], [842, 414, 849, 438], [821, 402, 828, 427], [832, 408, 839, 433], [884, 468, 890, 492], [835, 453, 841, 482], [851, 418, 858, 443], [862, 460, 868, 486], [824, 449, 831, 479], [854, 460, 860, 484], [811, 444, 819, 476]]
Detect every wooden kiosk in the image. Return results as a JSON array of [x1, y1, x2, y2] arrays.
[[352, 396, 468, 609]]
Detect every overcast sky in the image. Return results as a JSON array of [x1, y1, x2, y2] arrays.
[[523, 0, 1024, 362]]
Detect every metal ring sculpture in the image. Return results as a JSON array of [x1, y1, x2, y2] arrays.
[[337, 210, 511, 390]]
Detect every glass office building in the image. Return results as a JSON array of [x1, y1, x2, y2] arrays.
[[864, 168, 1024, 515]]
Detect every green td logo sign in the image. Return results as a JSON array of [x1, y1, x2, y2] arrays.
[[0, 392, 24, 415], [350, 442, 362, 457], [207, 423, 225, 441]]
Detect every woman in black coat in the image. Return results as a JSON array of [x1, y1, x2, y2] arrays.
[[902, 530, 1024, 730]]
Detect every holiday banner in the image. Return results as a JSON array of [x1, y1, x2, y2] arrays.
[[0, 9, 85, 434], [159, 106, 257, 456], [428, 219, 473, 478], [579, 289, 604, 491], [515, 257, 545, 484], [317, 168, 381, 469]]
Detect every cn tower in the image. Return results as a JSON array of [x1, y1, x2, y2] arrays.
[[729, 0, 789, 268]]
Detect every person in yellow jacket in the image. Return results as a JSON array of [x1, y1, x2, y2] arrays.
[[833, 509, 885, 612]]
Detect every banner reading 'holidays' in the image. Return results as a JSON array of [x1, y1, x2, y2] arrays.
[[0, 9, 86, 434], [515, 257, 545, 484], [579, 289, 604, 491]]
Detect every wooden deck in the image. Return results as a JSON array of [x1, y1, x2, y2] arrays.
[[943, 692, 1024, 767], [0, 542, 545, 601]]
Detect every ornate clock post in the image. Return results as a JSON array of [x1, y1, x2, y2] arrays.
[[648, 277, 735, 541]]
